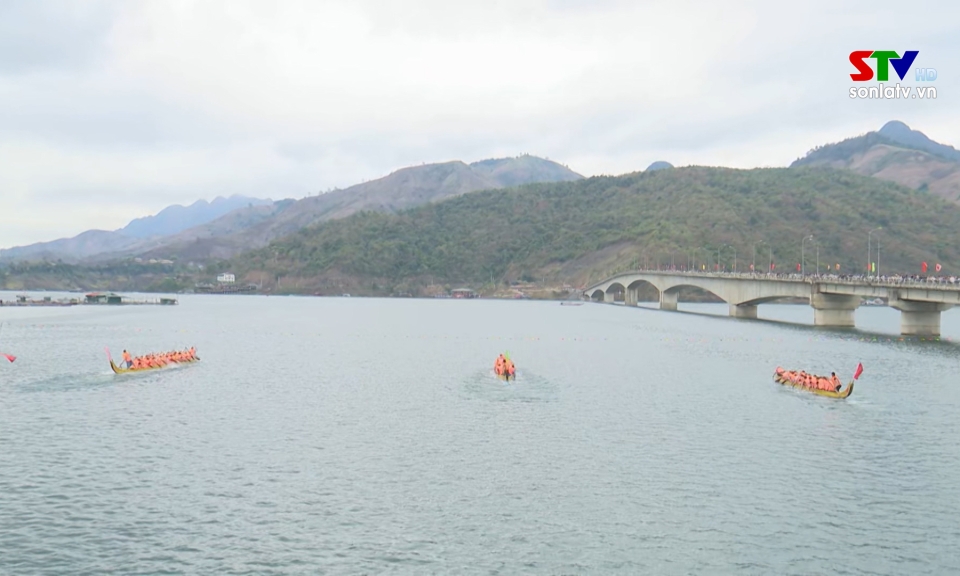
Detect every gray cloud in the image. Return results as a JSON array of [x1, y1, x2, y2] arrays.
[[0, 1, 117, 74], [1, 0, 958, 248]]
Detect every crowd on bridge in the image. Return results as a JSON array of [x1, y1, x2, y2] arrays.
[[621, 267, 960, 287]]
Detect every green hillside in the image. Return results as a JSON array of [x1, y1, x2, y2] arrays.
[[221, 166, 960, 296]]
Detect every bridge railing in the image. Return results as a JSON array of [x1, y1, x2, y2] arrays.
[[589, 268, 960, 292]]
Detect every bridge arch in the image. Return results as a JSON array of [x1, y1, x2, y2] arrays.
[[662, 283, 727, 304], [736, 295, 808, 307], [624, 279, 661, 306], [605, 282, 626, 303]]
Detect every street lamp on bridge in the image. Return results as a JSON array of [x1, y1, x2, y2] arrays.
[[877, 238, 881, 278], [714, 244, 736, 272], [801, 235, 814, 276], [868, 227, 882, 278], [753, 241, 765, 273], [698, 247, 710, 271], [815, 241, 820, 277]]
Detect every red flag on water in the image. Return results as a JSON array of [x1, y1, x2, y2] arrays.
[[936, 263, 942, 272], [2, 354, 15, 363], [921, 261, 928, 273], [853, 362, 864, 380]]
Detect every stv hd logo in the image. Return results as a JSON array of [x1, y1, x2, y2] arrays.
[[849, 50, 936, 81]]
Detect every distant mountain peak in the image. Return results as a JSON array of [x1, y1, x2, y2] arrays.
[[0, 195, 273, 262], [874, 120, 960, 162], [790, 120, 960, 205], [646, 161, 674, 171], [119, 195, 273, 239], [468, 155, 582, 187], [879, 120, 911, 134]]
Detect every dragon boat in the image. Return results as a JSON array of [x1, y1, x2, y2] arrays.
[[107, 348, 199, 374], [494, 353, 516, 381], [773, 364, 862, 399]]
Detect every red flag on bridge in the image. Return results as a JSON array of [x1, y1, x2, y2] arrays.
[[936, 263, 942, 272], [2, 353, 15, 363], [853, 362, 864, 380], [922, 261, 928, 273]]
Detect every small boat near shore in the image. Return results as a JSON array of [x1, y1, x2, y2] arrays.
[[773, 363, 862, 399], [560, 301, 584, 306]]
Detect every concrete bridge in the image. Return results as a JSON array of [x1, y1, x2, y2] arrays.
[[584, 271, 960, 336]]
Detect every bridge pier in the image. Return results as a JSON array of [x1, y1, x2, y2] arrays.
[[625, 287, 638, 307], [729, 303, 758, 319], [659, 290, 678, 311], [888, 295, 953, 336], [811, 294, 859, 328], [603, 291, 615, 303]]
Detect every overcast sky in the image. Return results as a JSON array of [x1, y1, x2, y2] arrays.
[[1, 0, 957, 248]]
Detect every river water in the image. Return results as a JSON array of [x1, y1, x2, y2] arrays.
[[1, 294, 959, 575]]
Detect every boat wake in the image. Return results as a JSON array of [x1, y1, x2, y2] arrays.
[[461, 369, 557, 403], [15, 372, 118, 394]]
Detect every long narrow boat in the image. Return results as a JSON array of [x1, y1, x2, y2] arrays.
[[773, 368, 853, 398], [107, 348, 199, 374]]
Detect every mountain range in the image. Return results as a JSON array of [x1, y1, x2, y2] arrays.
[[107, 155, 582, 261], [0, 195, 272, 262], [4, 121, 960, 295], [0, 155, 581, 263]]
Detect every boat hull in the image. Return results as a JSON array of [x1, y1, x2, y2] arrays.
[[773, 373, 853, 398], [110, 358, 199, 374]]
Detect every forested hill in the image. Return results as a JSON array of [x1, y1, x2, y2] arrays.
[[223, 166, 960, 296]]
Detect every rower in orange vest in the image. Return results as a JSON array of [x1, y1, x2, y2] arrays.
[[830, 372, 842, 392], [122, 350, 133, 368]]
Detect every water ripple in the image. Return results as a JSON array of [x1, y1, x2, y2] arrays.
[[1, 298, 959, 573]]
